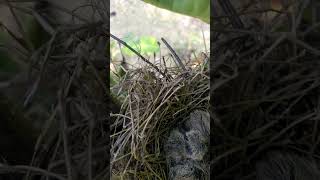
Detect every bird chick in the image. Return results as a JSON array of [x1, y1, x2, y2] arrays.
[[165, 110, 210, 180]]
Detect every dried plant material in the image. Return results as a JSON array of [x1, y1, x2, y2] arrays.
[[111, 57, 209, 179], [0, 1, 110, 180], [212, 0, 320, 179]]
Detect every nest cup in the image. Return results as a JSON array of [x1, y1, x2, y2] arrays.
[[110, 52, 209, 179]]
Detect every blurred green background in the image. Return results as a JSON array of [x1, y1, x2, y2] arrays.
[[110, 0, 210, 69]]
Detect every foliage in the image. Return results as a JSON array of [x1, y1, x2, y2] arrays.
[[142, 0, 210, 23], [110, 33, 160, 88], [121, 33, 160, 56]]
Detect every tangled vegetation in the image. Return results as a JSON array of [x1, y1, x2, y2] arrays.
[[212, 0, 320, 179], [110, 50, 209, 179]]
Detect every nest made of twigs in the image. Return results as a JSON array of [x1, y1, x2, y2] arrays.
[[110, 57, 209, 179]]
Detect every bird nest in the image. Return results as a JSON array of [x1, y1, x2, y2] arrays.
[[0, 1, 209, 180], [110, 56, 209, 179], [212, 0, 320, 179]]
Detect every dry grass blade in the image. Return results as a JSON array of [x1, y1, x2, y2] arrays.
[[110, 33, 168, 79], [161, 38, 186, 71]]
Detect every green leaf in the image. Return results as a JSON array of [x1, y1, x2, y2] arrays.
[[121, 34, 159, 56], [138, 36, 159, 54], [142, 0, 210, 23]]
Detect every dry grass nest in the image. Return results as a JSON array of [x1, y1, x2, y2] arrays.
[[0, 1, 209, 180], [110, 56, 209, 179], [212, 0, 320, 179]]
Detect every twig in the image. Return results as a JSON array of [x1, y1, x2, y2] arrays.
[[58, 83, 74, 180], [109, 33, 168, 79], [161, 37, 186, 71], [32, 10, 56, 36], [4, 0, 34, 51], [201, 26, 208, 53], [23, 32, 57, 107], [217, 0, 244, 29]]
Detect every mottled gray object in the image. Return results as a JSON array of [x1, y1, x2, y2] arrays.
[[165, 110, 210, 180]]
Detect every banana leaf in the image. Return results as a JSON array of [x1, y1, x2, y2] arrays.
[[142, 0, 210, 23]]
